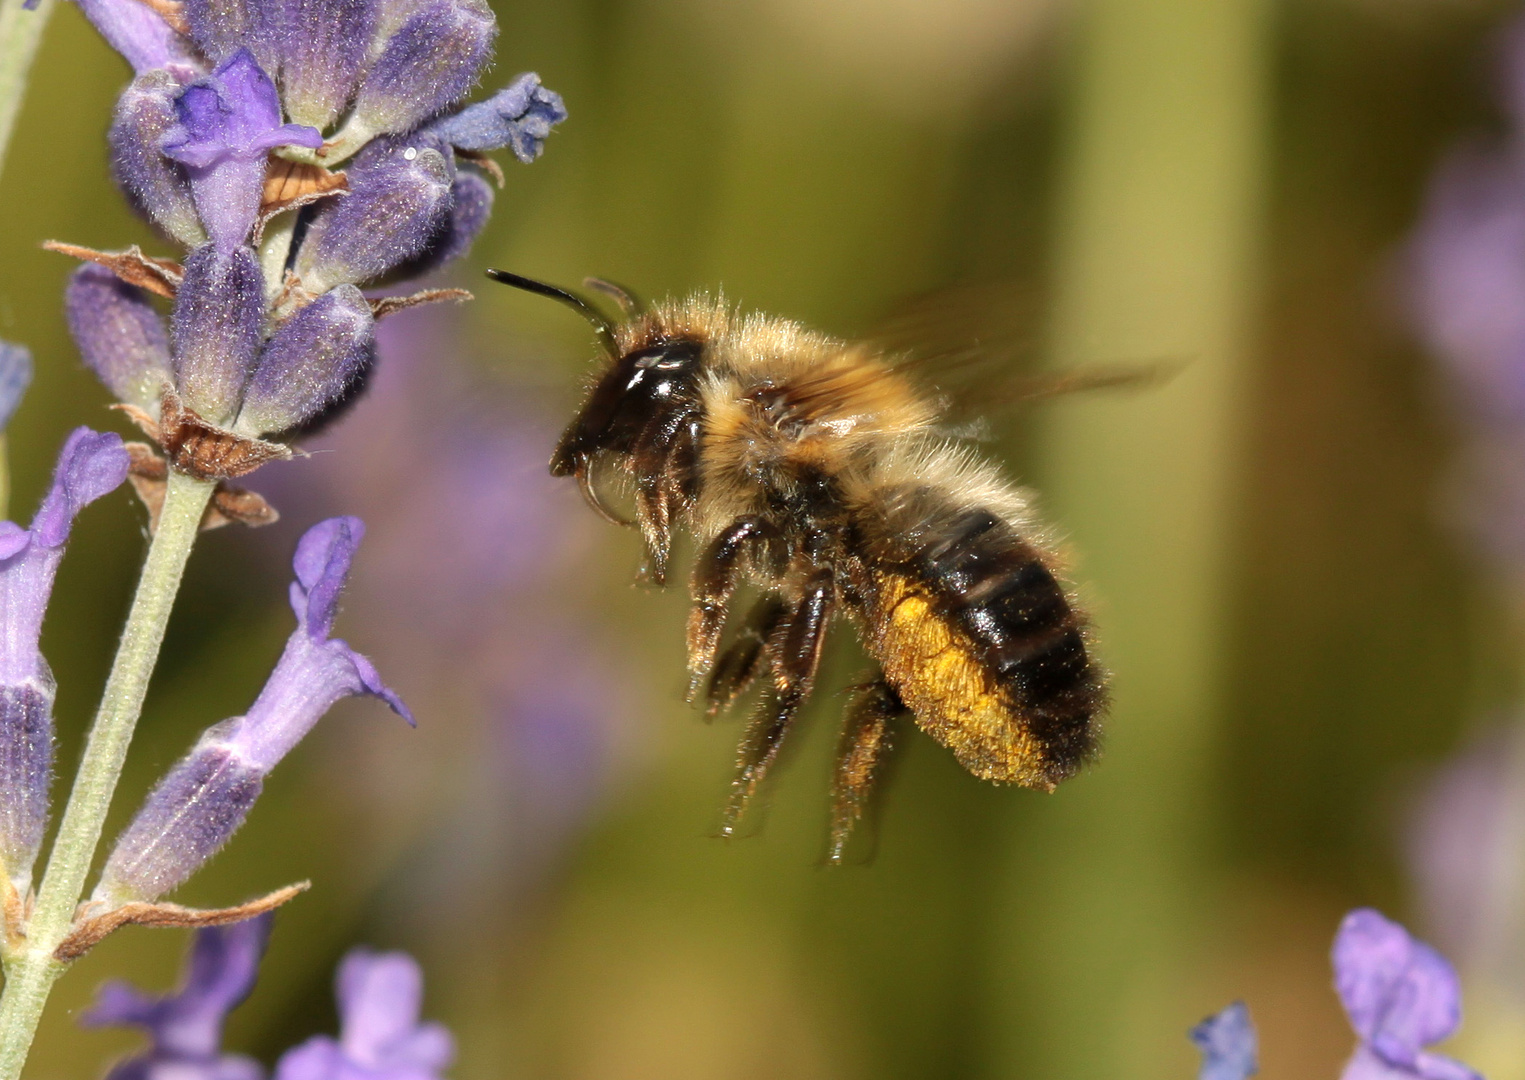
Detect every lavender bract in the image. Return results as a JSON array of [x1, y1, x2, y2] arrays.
[[274, 950, 452, 1080], [83, 915, 271, 1080], [95, 517, 407, 906], [1333, 909, 1483, 1080], [0, 430, 129, 895], [1190, 1002, 1259, 1080]]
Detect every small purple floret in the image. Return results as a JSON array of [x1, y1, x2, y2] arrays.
[[110, 70, 208, 248], [428, 74, 566, 162], [348, 0, 496, 140], [162, 50, 322, 252], [1333, 909, 1483, 1080], [274, 950, 453, 1080], [73, 0, 197, 74], [97, 518, 406, 904], [1190, 1002, 1258, 1080], [171, 244, 266, 424], [67, 265, 174, 411], [270, 0, 376, 129], [83, 916, 271, 1080], [238, 286, 375, 437], [390, 169, 492, 281]]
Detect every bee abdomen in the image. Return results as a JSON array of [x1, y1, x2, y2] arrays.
[[869, 507, 1102, 789]]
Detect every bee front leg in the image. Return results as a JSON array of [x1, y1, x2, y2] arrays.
[[686, 516, 780, 698], [703, 596, 787, 717], [828, 678, 906, 864], [722, 570, 835, 837], [633, 413, 700, 585]]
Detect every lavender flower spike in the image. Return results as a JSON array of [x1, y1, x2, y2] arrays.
[[162, 51, 322, 254], [96, 517, 408, 905], [1191, 1002, 1259, 1080], [0, 429, 129, 895], [83, 915, 271, 1080], [274, 950, 453, 1080], [1333, 909, 1484, 1080]]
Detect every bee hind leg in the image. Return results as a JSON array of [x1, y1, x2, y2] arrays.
[[703, 596, 786, 718], [721, 570, 834, 837], [686, 516, 781, 699], [828, 678, 906, 864]]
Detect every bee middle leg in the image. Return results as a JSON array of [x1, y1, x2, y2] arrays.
[[722, 569, 835, 836], [685, 516, 781, 696], [703, 595, 787, 717], [828, 678, 907, 863]]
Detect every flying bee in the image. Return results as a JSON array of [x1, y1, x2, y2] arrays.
[[488, 269, 1108, 860]]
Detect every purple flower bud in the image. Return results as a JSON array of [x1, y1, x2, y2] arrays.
[[1190, 1002, 1258, 1080], [182, 0, 275, 70], [347, 0, 495, 141], [109, 70, 208, 248], [171, 244, 265, 424], [162, 51, 323, 253], [1333, 909, 1482, 1080], [97, 518, 406, 904], [270, 0, 376, 129], [274, 950, 453, 1080], [0, 340, 33, 431], [0, 429, 128, 892], [293, 141, 452, 293], [67, 265, 174, 411], [82, 915, 271, 1080], [74, 0, 197, 74], [388, 168, 492, 281], [236, 286, 375, 437], [428, 74, 566, 162]]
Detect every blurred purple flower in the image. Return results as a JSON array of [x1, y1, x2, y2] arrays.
[[1190, 1002, 1258, 1080], [95, 517, 407, 905], [82, 915, 271, 1080], [0, 341, 33, 432], [273, 950, 452, 1080], [0, 429, 128, 894], [1333, 909, 1483, 1080]]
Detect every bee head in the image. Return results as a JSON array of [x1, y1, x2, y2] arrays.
[[485, 269, 706, 479]]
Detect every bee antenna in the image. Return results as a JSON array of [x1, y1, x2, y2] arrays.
[[485, 269, 619, 355], [583, 277, 644, 316]]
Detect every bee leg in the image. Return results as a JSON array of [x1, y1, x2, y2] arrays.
[[703, 596, 787, 717], [686, 516, 780, 698], [632, 412, 700, 585], [827, 678, 906, 864], [721, 570, 835, 837]]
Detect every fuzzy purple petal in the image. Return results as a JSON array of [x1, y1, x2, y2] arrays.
[[269, 0, 376, 128], [237, 286, 375, 437], [182, 0, 275, 69], [67, 265, 174, 410], [348, 0, 495, 139], [74, 0, 196, 73], [428, 74, 565, 161], [172, 244, 266, 424], [0, 685, 53, 892], [163, 51, 322, 251], [0, 341, 32, 432], [1191, 1002, 1258, 1080], [293, 141, 452, 292], [388, 168, 492, 281], [291, 515, 362, 638], [31, 428, 131, 549], [110, 71, 207, 248]]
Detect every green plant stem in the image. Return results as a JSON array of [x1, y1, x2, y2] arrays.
[[0, 472, 215, 1080], [0, 0, 53, 184]]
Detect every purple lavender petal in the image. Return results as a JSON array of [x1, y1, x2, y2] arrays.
[[0, 685, 53, 892], [31, 428, 131, 550], [162, 51, 323, 252], [273, 1038, 345, 1080], [1190, 1002, 1258, 1080], [1334, 909, 1463, 1061], [270, 0, 376, 129], [171, 244, 266, 424], [348, 0, 495, 140], [291, 515, 362, 637], [388, 168, 492, 281], [74, 0, 196, 73], [237, 286, 375, 437], [293, 141, 453, 292], [97, 737, 264, 903], [110, 71, 207, 248], [66, 265, 173, 411], [0, 341, 32, 431], [336, 951, 425, 1062], [1339, 1046, 1482, 1080], [83, 917, 271, 1080], [427, 74, 566, 162]]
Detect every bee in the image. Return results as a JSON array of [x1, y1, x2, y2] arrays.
[[488, 269, 1107, 860]]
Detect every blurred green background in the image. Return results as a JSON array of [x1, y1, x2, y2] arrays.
[[0, 0, 1520, 1077]]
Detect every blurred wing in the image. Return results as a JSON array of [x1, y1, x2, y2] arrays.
[[863, 280, 1182, 430]]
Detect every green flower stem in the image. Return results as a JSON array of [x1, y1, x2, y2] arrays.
[[0, 0, 53, 185], [0, 472, 215, 1080]]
